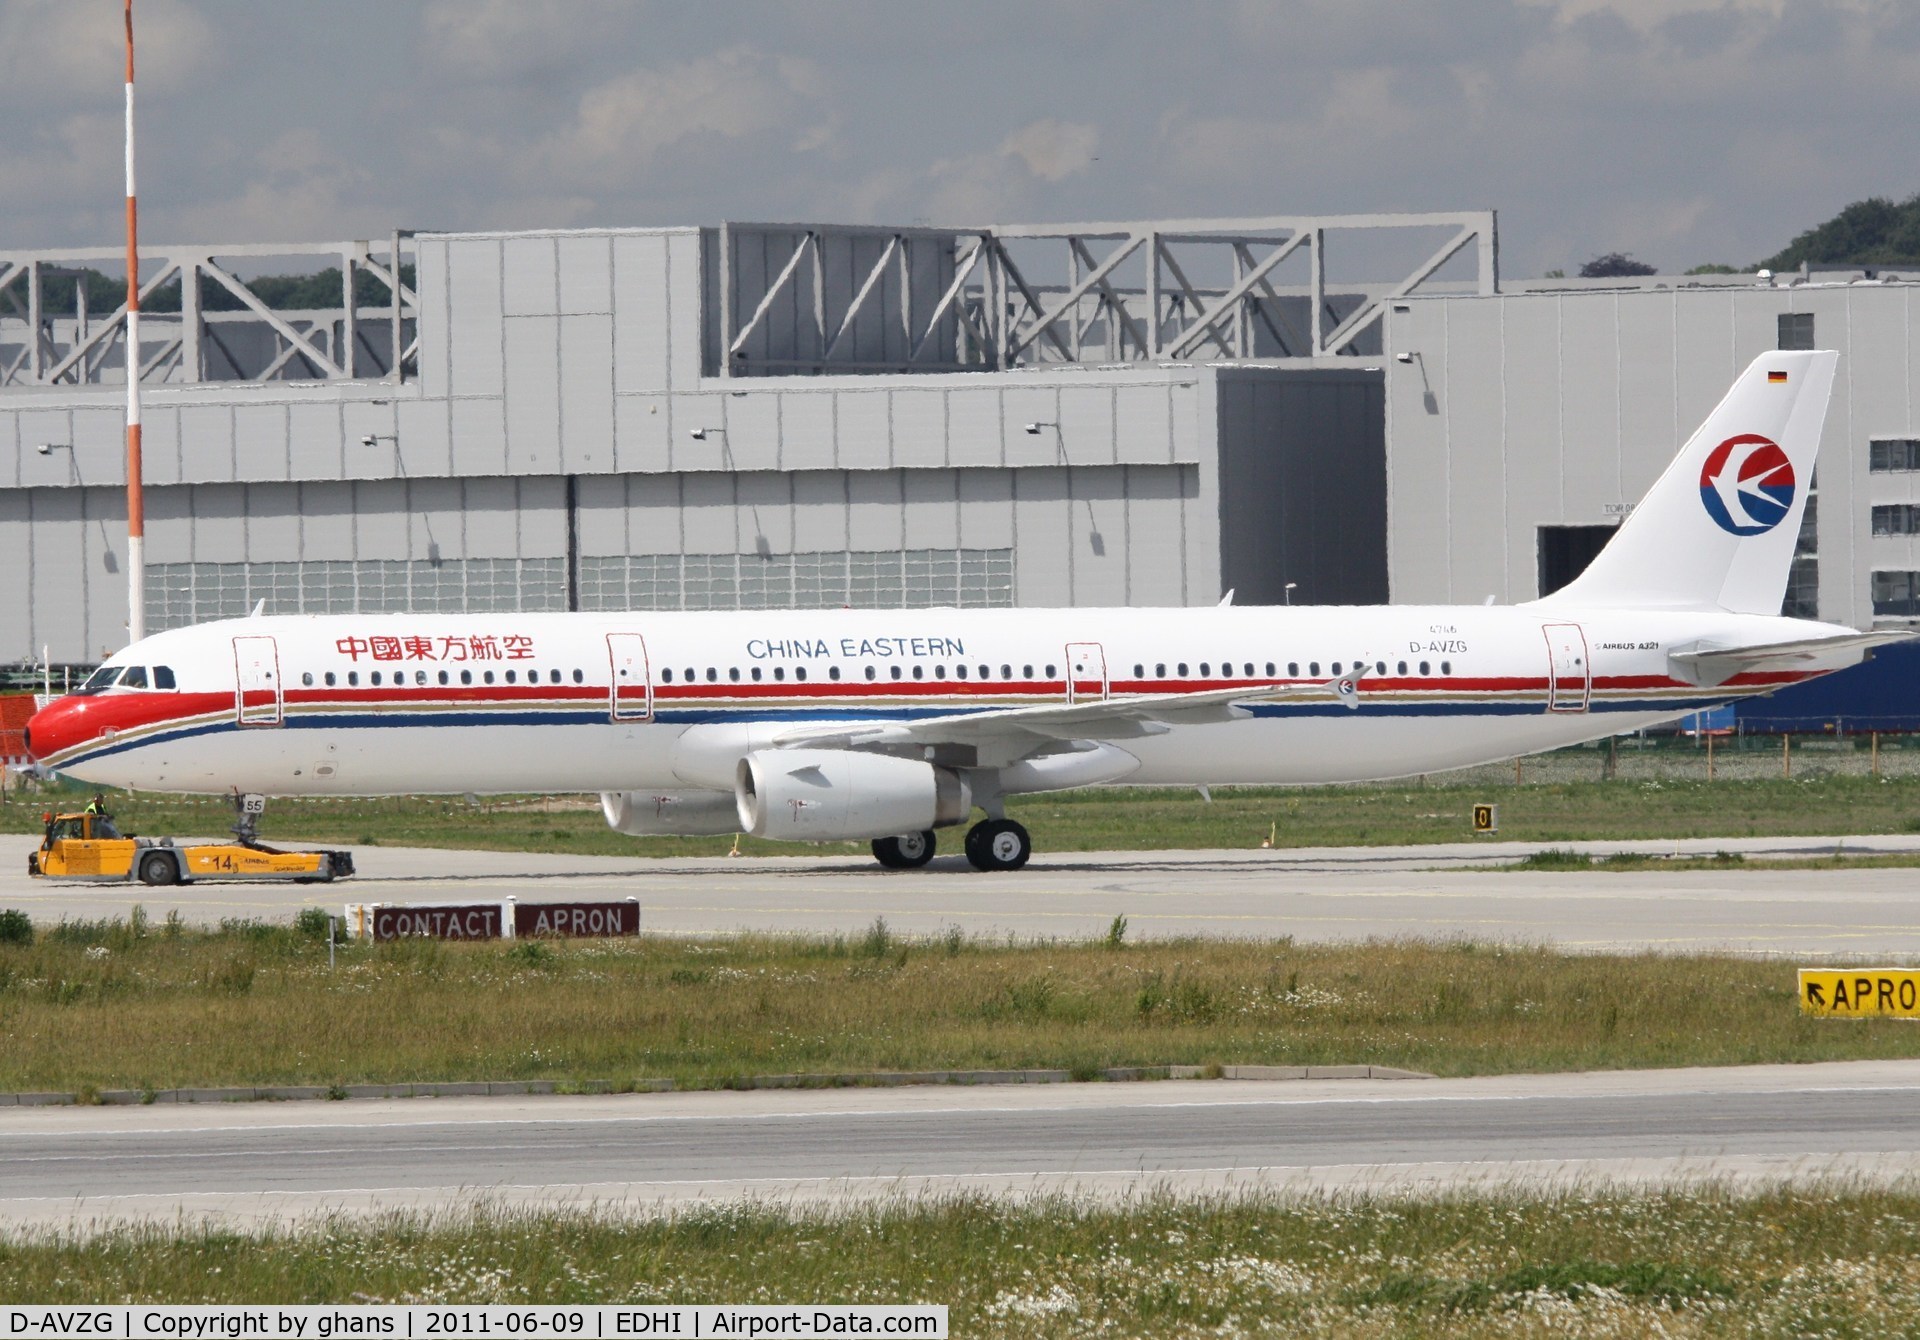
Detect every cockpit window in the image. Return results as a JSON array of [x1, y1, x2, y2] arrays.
[[153, 666, 176, 690], [75, 666, 122, 695], [120, 666, 148, 689]]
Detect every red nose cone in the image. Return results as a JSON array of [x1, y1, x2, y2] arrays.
[[24, 699, 86, 764]]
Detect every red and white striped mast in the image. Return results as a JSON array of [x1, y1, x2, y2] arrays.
[[123, 0, 145, 643]]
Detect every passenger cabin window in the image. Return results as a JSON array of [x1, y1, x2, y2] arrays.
[[484, 670, 496, 684], [662, 668, 674, 683], [1001, 664, 1012, 678], [1397, 661, 1408, 675], [891, 666, 903, 681], [1023, 664, 1034, 678], [415, 670, 428, 686], [1442, 661, 1453, 674], [1309, 662, 1319, 675], [934, 665, 947, 680], [348, 671, 360, 686], [1287, 662, 1298, 676], [1331, 662, 1342, 675], [1155, 663, 1166, 677], [729, 667, 741, 682], [796, 667, 808, 681], [324, 672, 336, 687], [1045, 664, 1056, 678], [772, 667, 785, 682], [438, 671, 450, 685], [750, 667, 763, 682], [912, 665, 925, 680], [1419, 661, 1430, 675], [461, 670, 473, 685], [371, 671, 383, 686], [1177, 662, 1188, 676], [829, 666, 842, 681]]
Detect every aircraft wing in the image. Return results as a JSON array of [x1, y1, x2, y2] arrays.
[[1668, 630, 1915, 688], [768, 672, 1365, 758]]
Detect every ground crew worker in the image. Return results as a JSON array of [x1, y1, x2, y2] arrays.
[[85, 792, 105, 815]]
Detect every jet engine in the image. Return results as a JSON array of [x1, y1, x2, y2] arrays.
[[735, 749, 972, 841], [600, 790, 743, 837]]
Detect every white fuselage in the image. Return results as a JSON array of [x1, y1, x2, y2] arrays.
[[30, 603, 1846, 797]]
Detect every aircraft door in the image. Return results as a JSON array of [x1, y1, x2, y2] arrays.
[[607, 633, 654, 722], [1542, 622, 1591, 714], [1065, 642, 1109, 704], [232, 636, 284, 727]]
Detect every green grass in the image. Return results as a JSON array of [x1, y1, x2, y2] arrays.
[[15, 767, 1920, 857], [4, 1184, 1920, 1334], [0, 919, 1915, 1092]]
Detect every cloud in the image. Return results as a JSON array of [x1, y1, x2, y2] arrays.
[[1000, 120, 1100, 183], [419, 0, 629, 80], [527, 47, 835, 186], [0, 0, 214, 105]]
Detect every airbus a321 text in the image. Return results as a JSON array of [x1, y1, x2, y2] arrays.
[[26, 350, 1900, 870]]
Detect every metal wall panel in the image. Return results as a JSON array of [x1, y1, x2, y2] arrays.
[[395, 397, 453, 478], [141, 405, 181, 487], [666, 232, 704, 389], [349, 480, 410, 561], [559, 313, 615, 474], [575, 475, 630, 556], [459, 477, 521, 558], [723, 391, 781, 472], [779, 392, 836, 470], [1113, 385, 1173, 463], [1170, 384, 1202, 465], [613, 234, 670, 393], [80, 486, 127, 654], [449, 396, 507, 475], [144, 486, 193, 563], [1438, 300, 1508, 600], [406, 478, 468, 563], [901, 469, 958, 549], [448, 239, 505, 397], [612, 393, 669, 473], [178, 405, 235, 484], [1674, 290, 1738, 431], [846, 470, 904, 550], [628, 474, 684, 553], [956, 469, 1014, 549], [667, 392, 726, 473], [297, 482, 356, 560], [946, 389, 1002, 467], [558, 236, 613, 315], [1069, 467, 1128, 605], [31, 489, 85, 656], [834, 390, 891, 470], [736, 472, 795, 554], [232, 403, 289, 484], [287, 401, 343, 481], [1059, 384, 1116, 465], [249, 482, 300, 562], [503, 315, 563, 476], [1617, 293, 1679, 464], [502, 237, 559, 317], [0, 490, 32, 658], [1003, 386, 1061, 468], [680, 472, 739, 552], [1013, 467, 1071, 605], [890, 389, 947, 466], [1555, 297, 1622, 527], [791, 471, 849, 550], [71, 406, 122, 488], [516, 477, 567, 556], [189, 483, 246, 562], [414, 236, 450, 397]]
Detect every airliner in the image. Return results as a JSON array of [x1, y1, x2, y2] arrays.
[[26, 349, 1898, 872]]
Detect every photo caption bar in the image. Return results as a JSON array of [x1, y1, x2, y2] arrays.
[[1, 1308, 947, 1340]]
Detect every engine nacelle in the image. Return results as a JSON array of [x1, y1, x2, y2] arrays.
[[735, 749, 971, 842], [601, 790, 742, 837]]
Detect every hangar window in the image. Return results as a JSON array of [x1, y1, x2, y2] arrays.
[[1872, 570, 1920, 617], [1874, 504, 1920, 535], [301, 672, 313, 687], [1871, 439, 1920, 472], [1778, 311, 1815, 350]]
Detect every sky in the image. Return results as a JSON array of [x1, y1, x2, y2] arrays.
[[0, 0, 1914, 280]]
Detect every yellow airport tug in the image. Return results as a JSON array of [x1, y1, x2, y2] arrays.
[[27, 794, 353, 887]]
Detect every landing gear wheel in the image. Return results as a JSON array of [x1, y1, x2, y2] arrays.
[[137, 852, 178, 887], [965, 819, 1031, 872], [872, 830, 936, 869]]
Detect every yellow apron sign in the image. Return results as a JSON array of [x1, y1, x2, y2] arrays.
[[1799, 969, 1920, 1017]]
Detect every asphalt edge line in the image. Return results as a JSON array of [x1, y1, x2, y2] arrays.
[[0, 1064, 1432, 1107]]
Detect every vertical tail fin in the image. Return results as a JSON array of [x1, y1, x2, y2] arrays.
[[1533, 350, 1837, 614]]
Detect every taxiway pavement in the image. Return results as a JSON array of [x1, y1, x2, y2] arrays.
[[5, 832, 1920, 953], [3, 1060, 1916, 1228]]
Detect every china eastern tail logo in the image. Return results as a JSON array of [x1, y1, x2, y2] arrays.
[[1699, 434, 1795, 535]]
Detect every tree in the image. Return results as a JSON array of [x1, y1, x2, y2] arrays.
[[1757, 194, 1920, 270], [1578, 252, 1657, 278]]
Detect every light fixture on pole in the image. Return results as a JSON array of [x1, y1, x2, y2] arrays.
[[689, 427, 726, 441], [1283, 582, 1298, 605], [36, 443, 73, 457], [1023, 421, 1059, 435]]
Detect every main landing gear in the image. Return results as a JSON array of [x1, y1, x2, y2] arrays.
[[870, 817, 1034, 871]]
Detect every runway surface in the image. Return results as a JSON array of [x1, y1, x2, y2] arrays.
[[3, 1060, 1917, 1229], [6, 832, 1920, 953]]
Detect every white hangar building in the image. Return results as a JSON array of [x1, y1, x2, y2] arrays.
[[0, 209, 1911, 672]]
